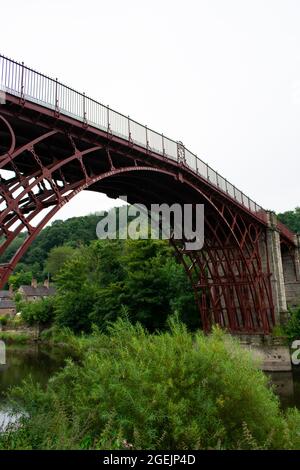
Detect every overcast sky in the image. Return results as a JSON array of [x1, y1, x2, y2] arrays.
[[1, 0, 299, 220]]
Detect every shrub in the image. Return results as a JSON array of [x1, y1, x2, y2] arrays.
[[284, 306, 300, 343], [0, 315, 8, 326], [1, 319, 300, 450], [20, 297, 55, 326]]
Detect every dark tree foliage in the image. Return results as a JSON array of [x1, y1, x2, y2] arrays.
[[0, 214, 102, 280], [277, 207, 300, 233], [54, 239, 199, 332], [9, 270, 33, 290]]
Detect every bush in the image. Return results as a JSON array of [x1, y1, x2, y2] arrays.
[[1, 319, 300, 450], [20, 297, 55, 326], [0, 315, 8, 326], [284, 306, 300, 343]]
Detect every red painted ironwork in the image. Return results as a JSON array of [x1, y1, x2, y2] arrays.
[[0, 54, 297, 334]]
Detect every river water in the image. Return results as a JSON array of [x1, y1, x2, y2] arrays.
[[0, 345, 300, 430], [0, 344, 68, 430]]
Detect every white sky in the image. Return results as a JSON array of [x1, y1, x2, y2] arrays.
[[0, 0, 299, 220]]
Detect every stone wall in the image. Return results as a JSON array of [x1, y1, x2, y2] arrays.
[[282, 235, 300, 309], [237, 334, 292, 371]]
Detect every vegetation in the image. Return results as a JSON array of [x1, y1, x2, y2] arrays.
[[18, 297, 55, 327], [53, 238, 198, 333], [284, 306, 300, 343], [0, 214, 102, 282], [8, 271, 33, 291], [1, 319, 300, 450], [278, 207, 300, 233], [0, 331, 31, 344], [9, 237, 198, 334], [0, 207, 300, 450], [0, 315, 8, 326], [44, 246, 77, 278]]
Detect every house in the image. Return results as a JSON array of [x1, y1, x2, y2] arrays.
[[0, 289, 13, 300], [0, 288, 16, 317], [18, 279, 56, 302]]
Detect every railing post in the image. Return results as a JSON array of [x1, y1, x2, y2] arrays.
[[177, 141, 185, 164], [83, 92, 87, 125], [20, 61, 25, 102], [145, 125, 149, 149], [162, 133, 165, 156], [107, 105, 111, 133], [55, 78, 59, 114], [128, 115, 132, 142]]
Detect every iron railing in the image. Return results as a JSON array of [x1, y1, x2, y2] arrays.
[[0, 54, 267, 219]]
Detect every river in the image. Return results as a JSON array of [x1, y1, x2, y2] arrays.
[[0, 345, 300, 430], [0, 344, 68, 430]]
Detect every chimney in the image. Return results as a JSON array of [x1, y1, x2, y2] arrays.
[[31, 278, 38, 289], [43, 278, 50, 289]]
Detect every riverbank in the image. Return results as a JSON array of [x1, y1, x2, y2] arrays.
[[0, 325, 78, 349], [0, 328, 38, 345], [0, 326, 295, 372]]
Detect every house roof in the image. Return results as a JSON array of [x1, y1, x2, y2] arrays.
[[19, 285, 56, 297], [0, 299, 16, 309], [0, 290, 13, 299]]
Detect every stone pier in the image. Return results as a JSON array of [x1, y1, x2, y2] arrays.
[[282, 233, 300, 309], [237, 334, 292, 372], [260, 212, 288, 325], [242, 214, 300, 372]]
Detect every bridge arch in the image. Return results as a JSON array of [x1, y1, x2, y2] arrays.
[[0, 54, 297, 333], [0, 124, 274, 333]]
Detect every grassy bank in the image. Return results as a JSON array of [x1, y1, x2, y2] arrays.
[[0, 331, 35, 345], [1, 318, 300, 450]]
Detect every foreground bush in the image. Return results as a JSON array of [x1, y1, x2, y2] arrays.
[[19, 297, 55, 327], [1, 319, 300, 450]]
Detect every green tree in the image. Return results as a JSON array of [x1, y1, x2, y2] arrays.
[[284, 306, 300, 343], [54, 238, 198, 333], [45, 245, 76, 278], [278, 207, 300, 233], [20, 297, 55, 326], [54, 250, 100, 332], [120, 239, 183, 330], [8, 271, 33, 291]]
